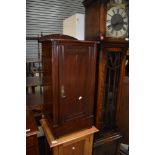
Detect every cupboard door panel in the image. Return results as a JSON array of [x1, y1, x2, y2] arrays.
[[58, 45, 94, 123]]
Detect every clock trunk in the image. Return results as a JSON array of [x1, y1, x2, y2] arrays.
[[83, 1, 129, 155]]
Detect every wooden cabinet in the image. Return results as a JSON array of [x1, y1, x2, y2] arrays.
[[26, 109, 39, 155], [40, 34, 97, 137], [40, 118, 98, 155]]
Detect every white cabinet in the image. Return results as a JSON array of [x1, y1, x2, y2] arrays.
[[63, 14, 85, 40]]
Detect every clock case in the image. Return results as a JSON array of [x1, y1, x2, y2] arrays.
[[92, 40, 128, 155], [83, 0, 129, 42], [83, 0, 129, 155]]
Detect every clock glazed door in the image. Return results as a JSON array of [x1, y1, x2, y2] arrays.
[[95, 43, 128, 132], [57, 44, 96, 124]]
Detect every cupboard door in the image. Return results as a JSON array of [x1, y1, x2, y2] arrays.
[[58, 44, 96, 123]]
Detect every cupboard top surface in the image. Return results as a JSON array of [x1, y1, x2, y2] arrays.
[[40, 118, 98, 148], [40, 38, 99, 44]]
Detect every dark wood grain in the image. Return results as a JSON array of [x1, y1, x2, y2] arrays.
[[83, 0, 128, 42], [26, 109, 39, 155], [39, 34, 77, 42], [92, 42, 128, 155], [41, 35, 97, 137], [83, 0, 107, 40], [26, 109, 38, 136], [95, 41, 128, 132], [93, 131, 122, 155], [117, 77, 129, 144], [83, 1, 129, 154]]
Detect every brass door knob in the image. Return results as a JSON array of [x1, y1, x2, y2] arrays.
[[78, 96, 83, 100]]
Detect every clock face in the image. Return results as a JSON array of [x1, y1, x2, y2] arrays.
[[114, 0, 123, 4], [106, 7, 128, 38]]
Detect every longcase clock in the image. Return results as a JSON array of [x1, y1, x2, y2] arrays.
[[83, 0, 129, 155]]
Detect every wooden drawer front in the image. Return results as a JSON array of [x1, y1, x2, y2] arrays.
[[62, 140, 85, 155]]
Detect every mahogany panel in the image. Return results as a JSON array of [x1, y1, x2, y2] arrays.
[[26, 109, 39, 155], [41, 35, 97, 137], [93, 131, 122, 155]]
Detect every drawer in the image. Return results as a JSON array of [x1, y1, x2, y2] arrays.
[[62, 139, 85, 155]]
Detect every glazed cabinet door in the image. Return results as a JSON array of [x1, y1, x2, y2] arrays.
[[58, 44, 96, 123], [95, 45, 127, 131]]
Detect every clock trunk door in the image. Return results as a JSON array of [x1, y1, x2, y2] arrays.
[[58, 44, 95, 124]]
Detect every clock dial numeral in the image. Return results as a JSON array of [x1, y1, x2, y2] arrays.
[[117, 8, 119, 14], [118, 30, 126, 37], [121, 10, 125, 16], [117, 31, 122, 37], [107, 25, 112, 29], [114, 0, 123, 4], [123, 16, 127, 20], [111, 28, 114, 34], [112, 9, 116, 15], [123, 22, 128, 25], [116, 31, 118, 37], [123, 26, 127, 31], [108, 13, 112, 17], [106, 20, 111, 23]]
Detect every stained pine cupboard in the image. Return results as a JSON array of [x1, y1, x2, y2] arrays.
[[40, 34, 97, 138]]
